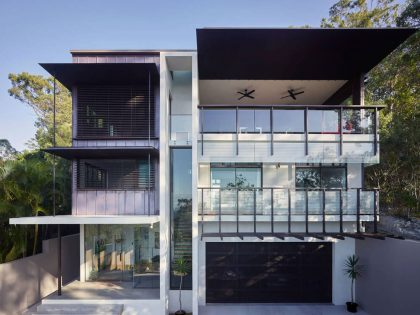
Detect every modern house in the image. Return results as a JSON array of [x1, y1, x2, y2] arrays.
[[10, 28, 416, 314]]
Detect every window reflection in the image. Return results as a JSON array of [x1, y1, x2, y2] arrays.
[[201, 109, 236, 133], [211, 164, 262, 188], [342, 109, 374, 134], [273, 109, 304, 133], [308, 110, 339, 133], [296, 166, 346, 189]]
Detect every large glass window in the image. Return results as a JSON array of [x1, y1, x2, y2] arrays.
[[296, 166, 346, 189], [170, 149, 192, 289], [238, 109, 270, 133], [273, 109, 304, 133], [211, 164, 262, 188], [342, 109, 374, 134], [308, 109, 339, 133], [201, 109, 236, 133], [84, 224, 160, 295]]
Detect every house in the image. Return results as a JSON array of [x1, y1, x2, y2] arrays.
[[10, 28, 415, 314]]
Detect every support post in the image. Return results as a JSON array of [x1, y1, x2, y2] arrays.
[[304, 107, 308, 155], [270, 107, 274, 155], [356, 188, 361, 234], [236, 188, 239, 233], [148, 70, 151, 145], [288, 188, 291, 233], [271, 188, 274, 233], [57, 225, 61, 296], [218, 189, 222, 235], [253, 189, 257, 233], [305, 189, 309, 233], [339, 107, 343, 156], [374, 189, 378, 234], [352, 73, 365, 106], [53, 76, 56, 216], [322, 189, 326, 234], [236, 106, 239, 156], [201, 189, 204, 239], [200, 107, 204, 156], [148, 153, 151, 215], [374, 107, 378, 155], [339, 189, 343, 233]]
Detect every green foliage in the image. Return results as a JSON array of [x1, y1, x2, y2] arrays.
[[344, 255, 362, 303], [173, 256, 191, 277], [322, 0, 420, 217], [8, 72, 72, 148], [321, 0, 399, 27], [0, 72, 72, 263], [0, 139, 17, 160]]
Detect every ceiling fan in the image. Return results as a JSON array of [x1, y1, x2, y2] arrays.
[[237, 89, 255, 100], [281, 89, 305, 100]]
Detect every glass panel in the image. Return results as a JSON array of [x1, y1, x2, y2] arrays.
[[321, 167, 346, 189], [273, 109, 304, 133], [201, 109, 236, 133], [255, 109, 270, 133], [211, 168, 236, 188], [170, 149, 192, 290], [295, 168, 321, 188], [342, 109, 374, 134], [308, 110, 339, 133], [236, 168, 261, 188], [84, 224, 160, 293], [238, 109, 254, 133]]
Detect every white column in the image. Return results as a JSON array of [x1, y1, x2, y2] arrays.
[[332, 237, 355, 305], [79, 224, 85, 282]]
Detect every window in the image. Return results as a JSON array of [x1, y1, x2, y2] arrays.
[[342, 109, 374, 134], [308, 109, 339, 133], [273, 109, 304, 133], [211, 164, 262, 188], [77, 159, 155, 190], [170, 149, 192, 290], [296, 166, 346, 189], [201, 109, 236, 133]]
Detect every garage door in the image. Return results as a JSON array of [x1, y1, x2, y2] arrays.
[[206, 242, 332, 303]]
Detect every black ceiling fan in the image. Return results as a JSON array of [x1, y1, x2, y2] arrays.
[[237, 89, 255, 100], [281, 89, 305, 100]]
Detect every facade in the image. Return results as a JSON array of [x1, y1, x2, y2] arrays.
[[10, 28, 416, 314]]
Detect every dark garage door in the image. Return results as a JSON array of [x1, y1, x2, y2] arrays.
[[206, 242, 332, 303]]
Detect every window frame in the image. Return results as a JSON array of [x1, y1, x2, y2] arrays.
[[295, 164, 347, 190]]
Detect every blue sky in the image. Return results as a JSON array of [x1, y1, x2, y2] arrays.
[[0, 0, 397, 150]]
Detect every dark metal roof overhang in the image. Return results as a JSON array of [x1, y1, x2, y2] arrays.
[[40, 63, 159, 90], [44, 146, 159, 160], [196, 28, 417, 80]]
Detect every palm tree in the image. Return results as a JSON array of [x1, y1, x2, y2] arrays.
[[344, 255, 362, 305], [173, 256, 191, 315]]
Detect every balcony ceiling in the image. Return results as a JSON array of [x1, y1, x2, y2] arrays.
[[197, 28, 417, 80], [40, 63, 159, 90], [199, 79, 347, 105], [44, 146, 159, 160]]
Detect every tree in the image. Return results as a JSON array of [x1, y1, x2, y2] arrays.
[[8, 72, 72, 148], [173, 256, 191, 315], [0, 139, 17, 160], [322, 0, 420, 216]]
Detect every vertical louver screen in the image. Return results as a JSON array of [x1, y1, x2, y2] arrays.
[[77, 159, 155, 190], [77, 85, 155, 139]]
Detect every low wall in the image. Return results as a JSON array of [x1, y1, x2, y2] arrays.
[[356, 237, 420, 315], [0, 234, 79, 315]]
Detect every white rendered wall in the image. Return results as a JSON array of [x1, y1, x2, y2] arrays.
[[168, 290, 192, 313]]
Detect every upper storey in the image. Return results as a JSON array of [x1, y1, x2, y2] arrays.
[[195, 28, 416, 164], [41, 51, 161, 151]]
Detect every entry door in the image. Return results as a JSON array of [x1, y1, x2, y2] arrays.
[[206, 242, 332, 303]]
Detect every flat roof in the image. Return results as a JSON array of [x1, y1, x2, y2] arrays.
[[44, 146, 159, 160], [9, 215, 160, 225], [70, 49, 195, 55], [40, 63, 159, 90], [196, 28, 417, 80]]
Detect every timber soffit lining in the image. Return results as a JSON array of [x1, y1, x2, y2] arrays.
[[196, 28, 417, 80], [40, 63, 159, 90]]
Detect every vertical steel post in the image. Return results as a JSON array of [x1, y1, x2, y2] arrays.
[[236, 106, 239, 156], [271, 188, 274, 233], [200, 107, 204, 156], [356, 188, 361, 234], [148, 153, 151, 215], [374, 189, 378, 234], [374, 107, 378, 155], [236, 188, 239, 233], [339, 107, 343, 156], [218, 189, 222, 235], [148, 70, 151, 146], [339, 189, 343, 233], [253, 189, 257, 233], [53, 76, 56, 216], [288, 188, 291, 233], [270, 107, 274, 155], [57, 225, 61, 296], [322, 189, 326, 234], [201, 189, 204, 239], [305, 189, 309, 233], [304, 107, 308, 155]]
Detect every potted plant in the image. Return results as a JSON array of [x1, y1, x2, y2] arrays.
[[173, 257, 191, 315], [344, 255, 362, 313]]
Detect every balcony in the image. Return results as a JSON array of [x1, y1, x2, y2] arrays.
[[198, 105, 383, 164], [170, 114, 192, 145], [198, 187, 379, 235]]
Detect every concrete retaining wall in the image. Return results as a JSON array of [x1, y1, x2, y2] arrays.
[[356, 237, 420, 315], [0, 234, 79, 315]]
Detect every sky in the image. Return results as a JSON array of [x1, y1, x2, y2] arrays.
[[0, 0, 399, 151]]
